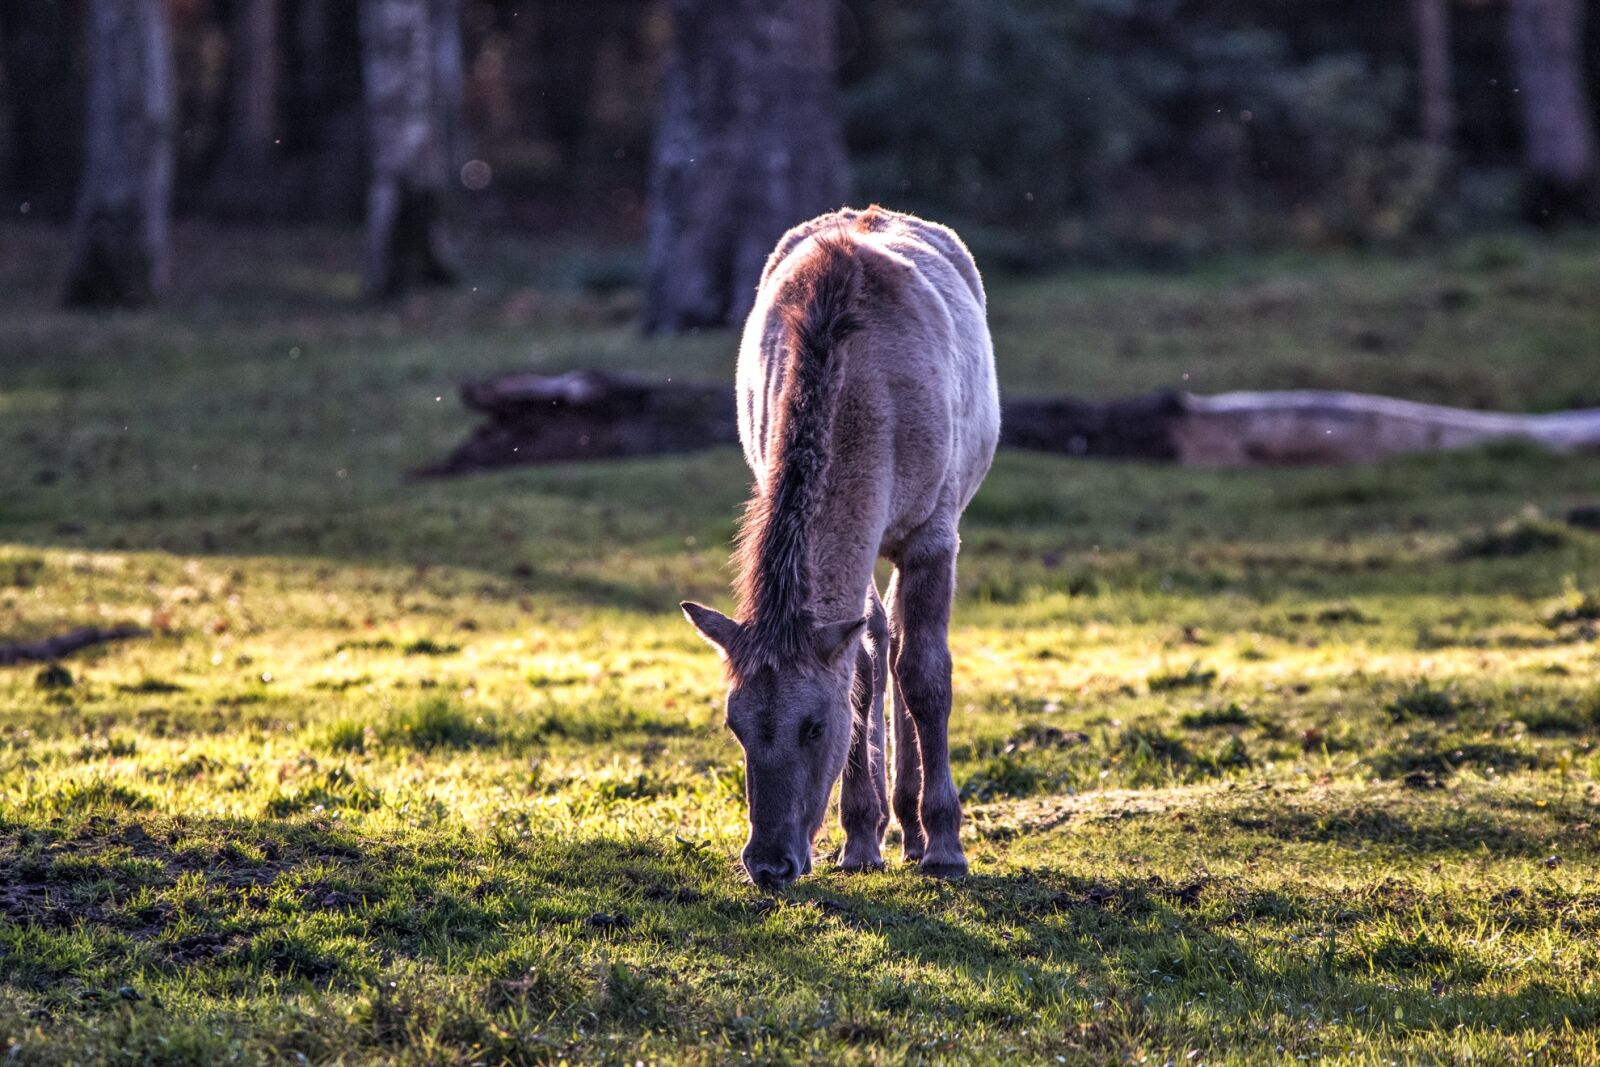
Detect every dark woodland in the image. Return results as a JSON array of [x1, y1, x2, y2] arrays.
[[4, 0, 1599, 311]]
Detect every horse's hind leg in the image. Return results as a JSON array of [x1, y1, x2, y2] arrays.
[[886, 569, 925, 863], [888, 538, 966, 877], [839, 583, 890, 870]]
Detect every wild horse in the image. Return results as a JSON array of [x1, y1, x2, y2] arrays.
[[681, 206, 999, 888]]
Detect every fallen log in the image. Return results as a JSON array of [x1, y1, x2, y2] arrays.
[[997, 391, 1185, 460], [1172, 390, 1600, 466], [416, 370, 737, 475], [419, 369, 1600, 475], [0, 625, 148, 666]]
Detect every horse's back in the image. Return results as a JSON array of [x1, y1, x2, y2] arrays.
[[739, 207, 999, 551], [760, 206, 986, 313]]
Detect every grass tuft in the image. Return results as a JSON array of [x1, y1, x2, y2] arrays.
[[381, 697, 496, 751], [1179, 702, 1255, 729], [34, 664, 73, 689], [961, 753, 1047, 801], [48, 777, 156, 813], [1454, 513, 1575, 559], [0, 556, 45, 587], [1546, 586, 1600, 627], [1148, 662, 1219, 692], [318, 718, 374, 754], [117, 677, 186, 694], [1385, 679, 1470, 722]]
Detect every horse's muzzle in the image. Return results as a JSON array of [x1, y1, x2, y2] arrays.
[[743, 846, 808, 890]]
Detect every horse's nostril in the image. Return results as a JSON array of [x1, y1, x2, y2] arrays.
[[747, 853, 798, 888]]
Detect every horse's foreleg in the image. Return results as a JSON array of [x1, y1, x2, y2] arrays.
[[889, 541, 965, 877], [839, 583, 889, 871]]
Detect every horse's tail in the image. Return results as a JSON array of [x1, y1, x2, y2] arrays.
[[780, 232, 862, 386]]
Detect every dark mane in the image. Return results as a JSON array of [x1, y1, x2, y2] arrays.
[[730, 231, 861, 672]]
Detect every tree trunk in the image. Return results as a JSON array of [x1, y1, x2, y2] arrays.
[[63, 0, 174, 308], [359, 0, 464, 298], [205, 0, 280, 216], [1506, 0, 1598, 223], [1410, 0, 1454, 152], [430, 0, 469, 182], [0, 0, 85, 218], [645, 0, 849, 334], [283, 0, 366, 222]]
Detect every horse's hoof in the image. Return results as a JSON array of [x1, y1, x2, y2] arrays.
[[838, 840, 885, 872], [900, 836, 925, 864], [918, 855, 968, 879]]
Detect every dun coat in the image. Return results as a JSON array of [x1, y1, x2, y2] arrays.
[[682, 206, 999, 886]]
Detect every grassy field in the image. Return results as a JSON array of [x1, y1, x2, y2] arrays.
[[3, 223, 1600, 1065]]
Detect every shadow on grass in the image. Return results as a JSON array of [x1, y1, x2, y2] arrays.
[[4, 805, 1594, 1056], [1220, 793, 1594, 859], [1, 487, 717, 617]]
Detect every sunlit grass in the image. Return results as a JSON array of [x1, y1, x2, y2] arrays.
[[1, 224, 1599, 1063]]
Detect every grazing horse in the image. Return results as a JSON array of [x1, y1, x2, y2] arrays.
[[680, 206, 999, 888]]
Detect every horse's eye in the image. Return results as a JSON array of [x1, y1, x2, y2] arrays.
[[800, 719, 824, 744]]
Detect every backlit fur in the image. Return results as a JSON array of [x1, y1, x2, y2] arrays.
[[683, 206, 999, 887]]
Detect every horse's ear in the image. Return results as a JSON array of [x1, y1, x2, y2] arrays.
[[681, 601, 741, 658], [814, 616, 867, 666]]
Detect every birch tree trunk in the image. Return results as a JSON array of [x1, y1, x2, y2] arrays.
[[1506, 0, 1598, 222], [62, 0, 174, 308], [645, 0, 849, 334], [1410, 0, 1454, 152], [359, 0, 464, 298], [206, 0, 280, 215], [430, 0, 468, 184]]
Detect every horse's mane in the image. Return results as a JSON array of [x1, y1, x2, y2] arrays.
[[729, 229, 862, 673]]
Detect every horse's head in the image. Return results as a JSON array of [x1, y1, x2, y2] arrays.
[[681, 601, 865, 889]]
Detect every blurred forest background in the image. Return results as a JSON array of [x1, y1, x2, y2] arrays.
[[3, 0, 1598, 328], [6, 7, 1600, 1061]]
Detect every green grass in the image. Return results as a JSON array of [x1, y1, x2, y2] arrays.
[[2, 222, 1600, 1064]]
